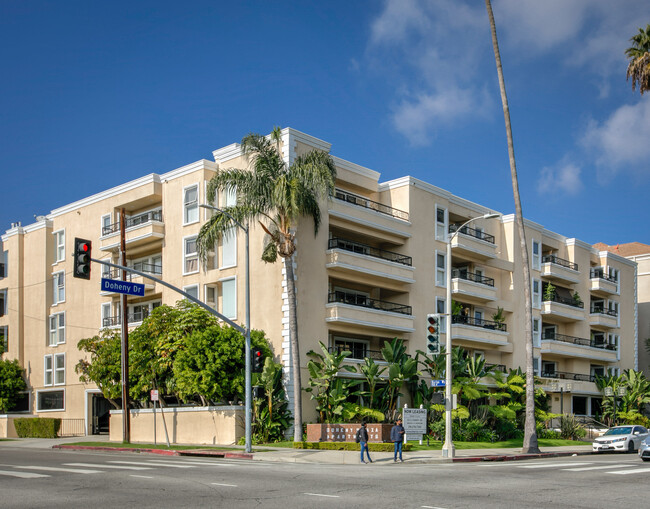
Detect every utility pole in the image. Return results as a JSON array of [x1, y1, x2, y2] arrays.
[[120, 208, 130, 443]]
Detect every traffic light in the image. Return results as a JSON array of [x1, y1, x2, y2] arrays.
[[426, 314, 441, 354], [252, 347, 264, 372], [73, 238, 92, 280]]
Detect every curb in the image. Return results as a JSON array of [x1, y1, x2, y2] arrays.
[[452, 451, 593, 462], [52, 444, 254, 460]]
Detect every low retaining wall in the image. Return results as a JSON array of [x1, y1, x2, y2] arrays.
[[110, 406, 244, 445], [0, 415, 18, 438], [306, 423, 393, 443]]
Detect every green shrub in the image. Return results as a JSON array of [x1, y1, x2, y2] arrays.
[[14, 418, 61, 438], [536, 422, 561, 439], [294, 441, 412, 452], [559, 414, 586, 440]]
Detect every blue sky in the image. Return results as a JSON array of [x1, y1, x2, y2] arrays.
[[1, 0, 649, 246]]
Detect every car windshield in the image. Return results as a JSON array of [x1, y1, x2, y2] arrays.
[[604, 427, 633, 436]]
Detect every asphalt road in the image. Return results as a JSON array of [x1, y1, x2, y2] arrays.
[[0, 446, 647, 508]]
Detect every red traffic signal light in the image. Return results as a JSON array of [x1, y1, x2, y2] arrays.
[[252, 347, 264, 372], [73, 238, 92, 280]]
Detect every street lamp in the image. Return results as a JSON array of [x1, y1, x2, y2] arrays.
[[200, 204, 252, 454], [442, 212, 500, 459]]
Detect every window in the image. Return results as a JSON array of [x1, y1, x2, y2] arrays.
[[184, 236, 199, 274], [533, 357, 540, 376], [183, 184, 199, 224], [532, 240, 540, 270], [542, 324, 556, 340], [101, 214, 112, 236], [53, 230, 65, 263], [183, 285, 199, 300], [591, 365, 606, 378], [52, 271, 65, 305], [532, 318, 541, 347], [1, 325, 7, 353], [532, 279, 541, 308], [221, 228, 237, 268], [1, 250, 7, 278], [435, 206, 447, 240], [474, 309, 483, 321], [204, 180, 218, 220], [101, 302, 112, 328], [0, 288, 6, 317], [436, 297, 446, 333], [48, 312, 65, 346], [37, 390, 64, 411], [205, 285, 217, 308], [436, 252, 446, 287], [608, 300, 619, 317], [333, 337, 369, 360], [221, 278, 237, 319], [542, 361, 556, 376], [608, 333, 619, 352], [225, 185, 237, 207]]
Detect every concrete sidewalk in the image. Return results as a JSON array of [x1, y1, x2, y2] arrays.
[[0, 435, 595, 464]]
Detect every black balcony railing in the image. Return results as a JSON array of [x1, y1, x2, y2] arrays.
[[334, 188, 409, 221], [590, 268, 618, 283], [103, 263, 161, 282], [540, 371, 596, 383], [590, 305, 618, 317], [102, 210, 163, 236], [328, 238, 412, 266], [449, 224, 495, 244], [451, 314, 506, 332], [542, 254, 578, 272], [328, 291, 412, 315], [327, 346, 385, 361], [543, 293, 584, 308], [102, 311, 148, 327], [486, 363, 507, 372], [542, 331, 617, 350], [451, 269, 495, 287]]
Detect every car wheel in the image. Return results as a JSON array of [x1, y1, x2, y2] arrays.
[[628, 441, 635, 453]]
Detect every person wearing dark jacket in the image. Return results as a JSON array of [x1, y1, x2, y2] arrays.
[[390, 418, 405, 462], [358, 422, 372, 463]]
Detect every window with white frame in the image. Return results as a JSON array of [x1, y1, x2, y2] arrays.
[[435, 252, 446, 286], [183, 285, 199, 300], [0, 288, 6, 316], [37, 389, 64, 411], [52, 271, 65, 305], [436, 297, 446, 333], [183, 184, 199, 225], [533, 318, 541, 347], [184, 236, 199, 274], [532, 278, 541, 308], [53, 230, 65, 263], [205, 285, 217, 308], [44, 353, 65, 386], [533, 357, 540, 376], [608, 333, 619, 351], [221, 278, 237, 319], [591, 365, 606, 378], [225, 185, 237, 207], [608, 300, 619, 317], [204, 181, 218, 220], [101, 302, 112, 328], [48, 312, 65, 346], [1, 250, 7, 278], [221, 228, 237, 268], [532, 240, 540, 270], [1, 325, 7, 353], [542, 361, 556, 376], [435, 206, 447, 240], [101, 214, 112, 236]]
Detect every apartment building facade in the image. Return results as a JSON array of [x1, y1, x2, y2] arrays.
[[0, 128, 638, 434]]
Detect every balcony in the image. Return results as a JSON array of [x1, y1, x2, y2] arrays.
[[541, 255, 580, 284], [102, 311, 148, 328], [541, 332, 618, 362], [541, 289, 585, 322], [326, 291, 414, 335], [334, 189, 409, 221], [326, 238, 414, 289], [589, 305, 619, 329], [451, 269, 496, 303], [590, 268, 619, 295], [450, 314, 509, 349], [327, 346, 389, 363], [100, 210, 165, 254], [449, 224, 497, 261], [540, 370, 596, 383]]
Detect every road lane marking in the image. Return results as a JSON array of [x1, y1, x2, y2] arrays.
[[422, 506, 449, 508], [608, 467, 650, 474], [305, 493, 340, 498], [564, 464, 638, 471], [15, 465, 101, 474], [108, 460, 194, 469], [519, 462, 592, 469], [130, 475, 154, 479], [64, 463, 152, 471], [0, 469, 49, 478], [211, 483, 238, 487]]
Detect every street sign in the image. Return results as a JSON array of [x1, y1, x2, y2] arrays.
[[431, 379, 446, 387], [101, 278, 145, 297], [150, 390, 159, 401]]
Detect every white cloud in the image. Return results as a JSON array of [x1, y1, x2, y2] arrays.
[[581, 97, 650, 181], [537, 161, 583, 196]]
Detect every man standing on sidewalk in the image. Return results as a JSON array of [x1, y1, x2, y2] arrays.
[[391, 418, 405, 462], [358, 422, 372, 463]]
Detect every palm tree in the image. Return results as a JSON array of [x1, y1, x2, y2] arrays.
[[626, 24, 650, 95], [485, 0, 539, 453], [197, 128, 337, 441]]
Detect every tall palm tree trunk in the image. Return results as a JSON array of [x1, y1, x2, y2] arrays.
[[485, 0, 539, 453], [284, 256, 303, 441]]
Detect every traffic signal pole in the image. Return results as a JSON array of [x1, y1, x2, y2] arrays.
[[120, 208, 130, 443]]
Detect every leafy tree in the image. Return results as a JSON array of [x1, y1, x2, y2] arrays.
[[626, 24, 650, 95], [76, 329, 123, 408], [0, 358, 27, 412], [197, 127, 337, 441], [252, 357, 293, 443], [381, 338, 419, 420], [485, 0, 539, 453], [356, 356, 387, 411]]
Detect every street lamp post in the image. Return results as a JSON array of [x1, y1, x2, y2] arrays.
[[200, 204, 252, 454], [442, 212, 499, 459]]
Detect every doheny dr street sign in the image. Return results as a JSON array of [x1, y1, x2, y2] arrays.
[[101, 277, 145, 297]]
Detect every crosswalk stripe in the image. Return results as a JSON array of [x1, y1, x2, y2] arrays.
[[520, 462, 592, 469], [564, 464, 638, 471], [0, 469, 49, 478], [108, 460, 194, 469], [15, 466, 101, 474], [608, 467, 650, 475], [64, 462, 152, 471]]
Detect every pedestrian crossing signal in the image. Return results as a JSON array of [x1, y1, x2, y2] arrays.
[[426, 314, 441, 354]]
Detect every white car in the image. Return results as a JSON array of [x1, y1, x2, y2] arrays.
[[592, 425, 649, 453]]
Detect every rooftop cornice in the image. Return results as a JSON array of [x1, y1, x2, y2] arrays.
[[333, 156, 380, 181], [160, 159, 217, 181], [23, 219, 53, 234]]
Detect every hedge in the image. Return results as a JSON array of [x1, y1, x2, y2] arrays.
[[294, 441, 412, 452], [14, 418, 61, 438]]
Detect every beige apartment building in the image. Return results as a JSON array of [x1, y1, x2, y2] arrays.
[[0, 127, 638, 435]]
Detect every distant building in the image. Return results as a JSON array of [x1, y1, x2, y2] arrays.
[[0, 128, 638, 435]]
